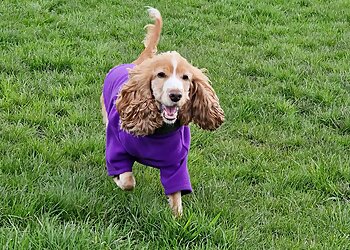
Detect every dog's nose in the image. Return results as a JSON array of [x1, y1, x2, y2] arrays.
[[169, 93, 182, 102]]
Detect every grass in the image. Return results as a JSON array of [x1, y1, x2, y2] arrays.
[[1, 0, 350, 249]]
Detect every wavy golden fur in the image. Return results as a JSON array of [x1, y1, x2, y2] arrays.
[[115, 62, 163, 136], [179, 66, 225, 130]]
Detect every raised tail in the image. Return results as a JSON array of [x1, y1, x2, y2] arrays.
[[133, 7, 163, 65]]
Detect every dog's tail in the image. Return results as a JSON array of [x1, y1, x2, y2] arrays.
[[133, 7, 162, 65]]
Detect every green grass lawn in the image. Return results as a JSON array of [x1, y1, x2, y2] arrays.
[[1, 0, 350, 249]]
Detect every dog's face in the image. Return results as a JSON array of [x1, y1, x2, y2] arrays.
[[150, 52, 192, 124], [116, 51, 224, 136]]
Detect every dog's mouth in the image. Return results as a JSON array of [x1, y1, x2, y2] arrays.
[[161, 104, 179, 124]]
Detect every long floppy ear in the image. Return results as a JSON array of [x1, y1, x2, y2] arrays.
[[115, 64, 163, 136], [179, 67, 224, 130]]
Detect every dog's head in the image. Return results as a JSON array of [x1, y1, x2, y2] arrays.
[[116, 51, 224, 136]]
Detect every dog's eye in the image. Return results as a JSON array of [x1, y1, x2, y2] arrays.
[[157, 72, 166, 78], [182, 75, 189, 80]]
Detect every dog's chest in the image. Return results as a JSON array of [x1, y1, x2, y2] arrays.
[[118, 128, 189, 167]]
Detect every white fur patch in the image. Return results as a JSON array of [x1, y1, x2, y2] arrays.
[[163, 76, 183, 93], [162, 56, 182, 93], [171, 55, 178, 75], [147, 7, 161, 20]]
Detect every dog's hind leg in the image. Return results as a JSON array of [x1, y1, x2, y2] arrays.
[[100, 94, 108, 128]]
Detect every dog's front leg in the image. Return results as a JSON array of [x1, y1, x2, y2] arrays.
[[113, 172, 136, 191], [168, 191, 182, 217]]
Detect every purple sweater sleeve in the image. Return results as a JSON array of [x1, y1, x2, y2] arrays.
[[103, 64, 135, 176], [105, 112, 135, 176]]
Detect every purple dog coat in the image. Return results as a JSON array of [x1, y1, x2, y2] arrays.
[[103, 64, 192, 195]]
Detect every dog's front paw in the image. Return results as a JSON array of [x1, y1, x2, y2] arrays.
[[171, 203, 183, 218], [168, 191, 183, 217], [113, 172, 136, 191]]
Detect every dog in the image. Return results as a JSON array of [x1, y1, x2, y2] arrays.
[[101, 7, 224, 216]]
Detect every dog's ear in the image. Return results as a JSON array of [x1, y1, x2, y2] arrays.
[[116, 64, 163, 136], [179, 67, 224, 130]]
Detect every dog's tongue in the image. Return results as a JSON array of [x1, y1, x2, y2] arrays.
[[164, 106, 177, 116]]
